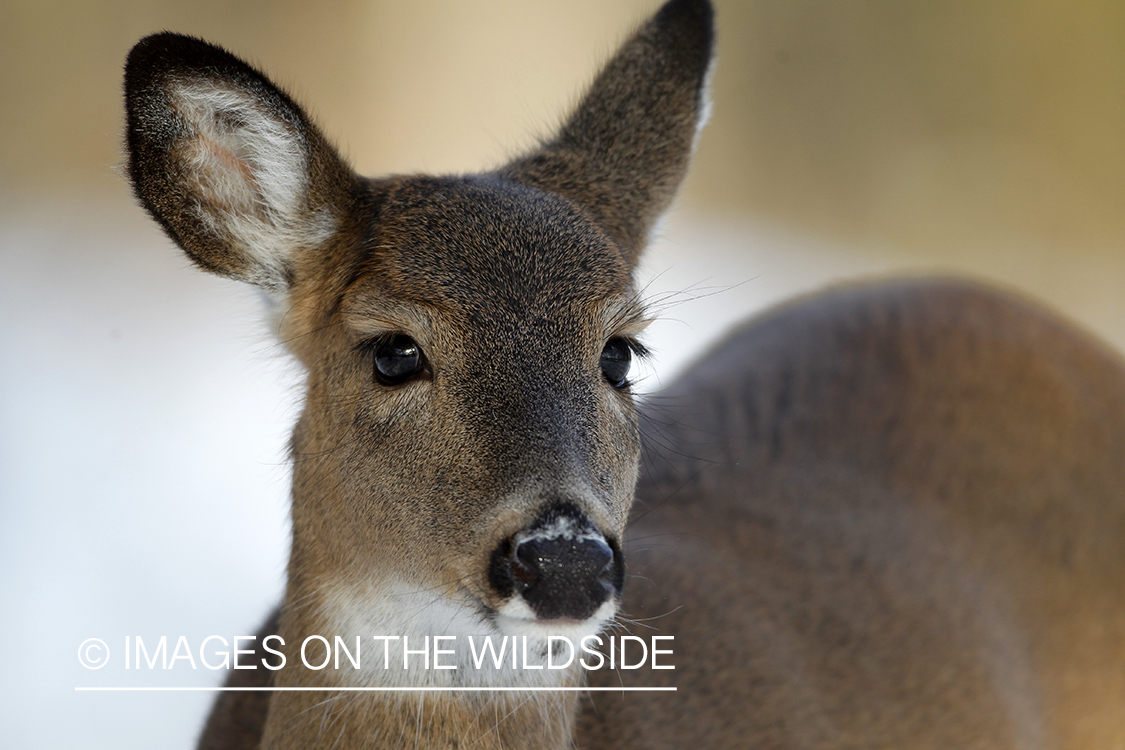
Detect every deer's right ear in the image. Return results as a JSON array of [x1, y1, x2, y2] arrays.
[[501, 0, 714, 267], [124, 33, 355, 292]]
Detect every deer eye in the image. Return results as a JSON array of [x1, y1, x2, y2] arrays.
[[600, 338, 633, 389], [372, 335, 426, 386]]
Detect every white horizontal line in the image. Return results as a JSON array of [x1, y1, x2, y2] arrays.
[[75, 686, 675, 692]]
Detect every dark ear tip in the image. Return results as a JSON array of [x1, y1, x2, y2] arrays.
[[651, 0, 715, 77], [125, 33, 252, 93], [654, 0, 715, 40], [127, 32, 203, 73]]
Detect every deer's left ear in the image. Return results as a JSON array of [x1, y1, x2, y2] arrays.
[[501, 0, 714, 266]]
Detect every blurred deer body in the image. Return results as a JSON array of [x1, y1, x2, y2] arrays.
[[123, 0, 1125, 748]]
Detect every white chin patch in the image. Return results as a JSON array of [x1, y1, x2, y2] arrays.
[[494, 597, 617, 644], [321, 581, 615, 688]]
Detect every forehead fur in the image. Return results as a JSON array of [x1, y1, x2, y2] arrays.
[[350, 175, 633, 322]]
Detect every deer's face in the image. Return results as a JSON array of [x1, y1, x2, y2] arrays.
[[123, 1, 710, 648], [284, 176, 645, 635]]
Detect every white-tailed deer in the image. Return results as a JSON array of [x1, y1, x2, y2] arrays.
[[124, 1, 1125, 747]]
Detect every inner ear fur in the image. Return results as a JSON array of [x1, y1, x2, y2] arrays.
[[124, 33, 357, 291], [501, 0, 714, 267]]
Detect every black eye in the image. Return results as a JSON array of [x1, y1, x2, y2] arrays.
[[600, 338, 632, 389], [372, 334, 426, 386]]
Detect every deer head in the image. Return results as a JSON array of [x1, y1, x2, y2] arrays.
[[125, 0, 712, 692]]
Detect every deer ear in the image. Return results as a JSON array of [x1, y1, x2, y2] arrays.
[[502, 0, 714, 266], [124, 33, 355, 292]]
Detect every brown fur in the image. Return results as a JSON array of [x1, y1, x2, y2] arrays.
[[123, 0, 1125, 748], [583, 278, 1125, 748]]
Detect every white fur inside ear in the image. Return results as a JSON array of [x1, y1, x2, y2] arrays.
[[170, 80, 335, 288]]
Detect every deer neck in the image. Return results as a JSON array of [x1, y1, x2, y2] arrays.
[[266, 576, 583, 748], [261, 688, 576, 749]]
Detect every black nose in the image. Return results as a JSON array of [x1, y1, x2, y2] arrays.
[[488, 506, 623, 621], [514, 535, 616, 620]]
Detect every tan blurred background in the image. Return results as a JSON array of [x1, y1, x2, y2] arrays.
[[3, 1, 1123, 256], [1, 2, 1123, 748], [4, 0, 1124, 256], [3, 0, 1124, 361]]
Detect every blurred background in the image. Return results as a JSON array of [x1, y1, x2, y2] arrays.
[[2, 1, 1122, 747]]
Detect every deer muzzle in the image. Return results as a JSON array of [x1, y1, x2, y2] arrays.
[[488, 503, 624, 623]]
